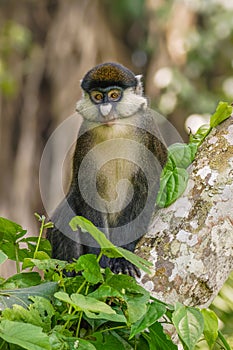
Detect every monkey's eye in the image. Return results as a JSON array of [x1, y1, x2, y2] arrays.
[[108, 89, 122, 102], [90, 91, 104, 104]]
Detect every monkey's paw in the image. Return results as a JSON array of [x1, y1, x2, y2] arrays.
[[108, 257, 141, 278]]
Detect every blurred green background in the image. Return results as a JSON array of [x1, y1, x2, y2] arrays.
[[0, 1, 233, 347]]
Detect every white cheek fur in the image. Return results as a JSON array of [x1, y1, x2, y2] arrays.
[[116, 89, 147, 117], [76, 96, 99, 121]]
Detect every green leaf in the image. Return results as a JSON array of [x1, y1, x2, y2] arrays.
[[54, 291, 72, 304], [0, 250, 8, 264], [201, 309, 218, 349], [2, 304, 44, 328], [0, 320, 51, 350], [157, 165, 189, 207], [172, 303, 204, 350], [189, 124, 210, 145], [89, 331, 126, 350], [21, 236, 52, 256], [50, 332, 96, 350], [117, 247, 153, 273], [0, 282, 58, 310], [147, 322, 178, 350], [106, 273, 150, 298], [71, 293, 116, 315], [126, 295, 148, 324], [23, 258, 68, 271], [55, 292, 116, 315], [0, 219, 29, 262], [104, 274, 150, 323], [85, 310, 126, 323], [88, 284, 123, 300], [29, 296, 55, 333], [156, 102, 232, 208], [111, 330, 135, 349], [210, 101, 233, 128], [156, 141, 198, 208], [22, 258, 36, 269], [45, 331, 65, 350], [136, 335, 150, 350], [33, 251, 51, 260], [0, 217, 24, 240], [63, 275, 86, 295], [130, 300, 166, 338], [30, 296, 55, 317], [70, 216, 152, 274], [70, 216, 115, 250], [72, 254, 103, 284], [168, 143, 197, 168], [1, 242, 31, 261], [74, 339, 97, 350], [1, 272, 41, 289]]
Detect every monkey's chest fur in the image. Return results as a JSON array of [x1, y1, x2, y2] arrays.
[[71, 121, 158, 231], [96, 157, 138, 226], [77, 123, 144, 227]]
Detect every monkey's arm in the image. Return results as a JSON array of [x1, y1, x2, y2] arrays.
[[46, 196, 84, 261]]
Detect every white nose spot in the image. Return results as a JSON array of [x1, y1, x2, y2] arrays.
[[100, 103, 112, 117]]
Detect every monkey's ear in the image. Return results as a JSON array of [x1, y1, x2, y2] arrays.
[[79, 79, 86, 97], [135, 75, 144, 96]]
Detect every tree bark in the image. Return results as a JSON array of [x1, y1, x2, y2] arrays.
[[136, 115, 233, 308]]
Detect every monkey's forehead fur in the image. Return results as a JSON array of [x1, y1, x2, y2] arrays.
[[81, 62, 137, 91]]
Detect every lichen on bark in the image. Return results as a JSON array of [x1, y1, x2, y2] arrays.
[[136, 116, 233, 308]]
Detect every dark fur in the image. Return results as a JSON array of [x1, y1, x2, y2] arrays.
[[47, 111, 167, 276], [47, 63, 167, 277]]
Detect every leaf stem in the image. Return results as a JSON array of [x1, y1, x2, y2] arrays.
[[0, 340, 6, 350], [34, 214, 45, 258], [97, 250, 103, 263], [77, 279, 87, 294], [85, 282, 90, 296], [76, 311, 83, 337], [62, 304, 74, 330], [98, 325, 126, 334], [218, 330, 231, 350], [14, 243, 20, 274]]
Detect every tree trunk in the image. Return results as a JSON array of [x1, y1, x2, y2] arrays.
[[136, 115, 233, 307]]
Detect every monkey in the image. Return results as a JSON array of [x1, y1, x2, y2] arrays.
[[46, 62, 167, 277]]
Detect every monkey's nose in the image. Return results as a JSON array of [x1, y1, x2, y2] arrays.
[[100, 103, 112, 117]]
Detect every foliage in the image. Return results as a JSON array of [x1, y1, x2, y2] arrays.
[[156, 101, 233, 207], [69, 216, 152, 275], [0, 215, 231, 350], [0, 20, 32, 97], [1, 3, 233, 347], [210, 273, 233, 348], [149, 1, 233, 119], [103, 1, 233, 121]]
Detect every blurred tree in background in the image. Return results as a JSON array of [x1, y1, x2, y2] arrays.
[[1, 0, 233, 345]]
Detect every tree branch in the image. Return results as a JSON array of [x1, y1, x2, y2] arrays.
[[136, 115, 233, 308]]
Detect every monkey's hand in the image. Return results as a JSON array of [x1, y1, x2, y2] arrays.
[[108, 257, 141, 278]]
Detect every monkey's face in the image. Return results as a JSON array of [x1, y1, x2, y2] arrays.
[[76, 63, 148, 125], [76, 86, 147, 125]]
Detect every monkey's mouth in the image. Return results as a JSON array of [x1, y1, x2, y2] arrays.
[[103, 118, 116, 126]]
